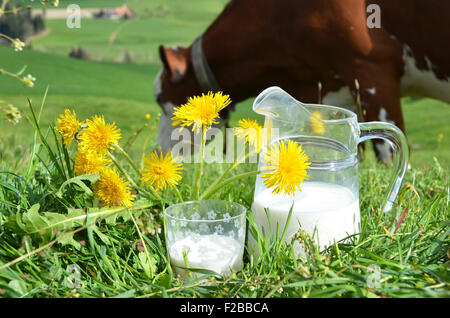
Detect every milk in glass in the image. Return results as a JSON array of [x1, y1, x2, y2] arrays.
[[169, 234, 243, 278]]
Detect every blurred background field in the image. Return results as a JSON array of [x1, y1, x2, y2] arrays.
[[1, 0, 449, 170]]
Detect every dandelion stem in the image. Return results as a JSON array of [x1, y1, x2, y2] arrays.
[[109, 151, 160, 200], [128, 208, 154, 279], [112, 144, 162, 200], [144, 184, 162, 201], [193, 126, 207, 200], [200, 170, 260, 200], [109, 152, 138, 187], [200, 150, 254, 201], [173, 187, 184, 203], [114, 144, 141, 177]]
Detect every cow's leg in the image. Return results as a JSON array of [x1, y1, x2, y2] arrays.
[[335, 60, 405, 164]]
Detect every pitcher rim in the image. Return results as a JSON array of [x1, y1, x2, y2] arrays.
[[164, 199, 247, 222], [253, 86, 358, 124]]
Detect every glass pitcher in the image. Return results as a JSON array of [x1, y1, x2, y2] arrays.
[[250, 86, 409, 257]]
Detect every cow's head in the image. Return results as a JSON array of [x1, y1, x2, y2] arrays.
[[156, 45, 202, 107], [154, 43, 233, 155], [154, 45, 201, 154]]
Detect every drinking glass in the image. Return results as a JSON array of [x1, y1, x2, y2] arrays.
[[164, 200, 247, 278]]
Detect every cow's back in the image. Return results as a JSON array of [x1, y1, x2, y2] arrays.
[[377, 0, 450, 101]]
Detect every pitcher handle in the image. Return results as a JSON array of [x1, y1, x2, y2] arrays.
[[359, 122, 409, 212]]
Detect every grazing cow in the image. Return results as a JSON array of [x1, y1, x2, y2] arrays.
[[154, 0, 450, 161]]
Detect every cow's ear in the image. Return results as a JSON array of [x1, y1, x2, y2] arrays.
[[159, 45, 187, 83]]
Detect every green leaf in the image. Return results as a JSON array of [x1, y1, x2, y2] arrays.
[[157, 273, 172, 289], [112, 289, 136, 298], [55, 174, 100, 198], [137, 252, 157, 278], [5, 203, 156, 249], [8, 280, 28, 296], [15, 203, 48, 233]]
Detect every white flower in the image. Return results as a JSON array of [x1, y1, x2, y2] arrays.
[[191, 212, 201, 221], [223, 213, 231, 223], [207, 210, 217, 220], [12, 38, 25, 52], [214, 224, 224, 234], [22, 74, 36, 88]]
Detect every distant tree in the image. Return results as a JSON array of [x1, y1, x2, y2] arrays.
[[0, 0, 47, 41], [0, 0, 57, 123], [69, 47, 91, 61]]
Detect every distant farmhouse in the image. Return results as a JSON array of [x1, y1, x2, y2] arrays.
[[92, 5, 134, 20]]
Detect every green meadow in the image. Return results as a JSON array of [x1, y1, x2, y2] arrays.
[[1, 48, 449, 169], [1, 0, 449, 168], [0, 0, 448, 299]]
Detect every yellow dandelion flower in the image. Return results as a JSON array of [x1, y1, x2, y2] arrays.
[[74, 149, 111, 176], [141, 150, 183, 191], [172, 91, 231, 133], [233, 118, 264, 153], [78, 115, 121, 154], [93, 166, 135, 207], [310, 111, 325, 134], [145, 113, 151, 120], [55, 109, 81, 147], [260, 139, 311, 196]]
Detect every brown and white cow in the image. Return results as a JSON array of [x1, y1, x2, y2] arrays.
[[154, 0, 450, 161]]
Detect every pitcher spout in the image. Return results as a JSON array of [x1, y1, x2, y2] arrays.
[[253, 86, 312, 122]]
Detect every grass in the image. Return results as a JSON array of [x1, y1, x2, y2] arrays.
[[401, 97, 449, 168], [0, 0, 449, 299], [0, 107, 448, 297]]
